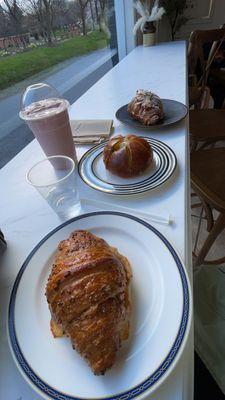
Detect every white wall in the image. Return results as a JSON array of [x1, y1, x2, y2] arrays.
[[158, 0, 225, 43]]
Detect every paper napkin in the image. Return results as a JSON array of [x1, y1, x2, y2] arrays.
[[70, 119, 113, 144]]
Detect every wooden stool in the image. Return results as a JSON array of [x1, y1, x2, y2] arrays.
[[191, 148, 225, 266]]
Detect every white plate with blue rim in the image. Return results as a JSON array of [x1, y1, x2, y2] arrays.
[[8, 212, 192, 400]]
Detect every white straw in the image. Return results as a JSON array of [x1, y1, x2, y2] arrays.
[[81, 198, 172, 225]]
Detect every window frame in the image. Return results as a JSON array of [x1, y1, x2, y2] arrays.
[[115, 0, 135, 61]]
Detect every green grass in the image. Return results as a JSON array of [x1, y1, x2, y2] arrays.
[[0, 31, 108, 90]]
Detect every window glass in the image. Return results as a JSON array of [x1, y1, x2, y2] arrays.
[[0, 0, 119, 168]]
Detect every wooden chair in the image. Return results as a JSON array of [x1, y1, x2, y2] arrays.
[[188, 78, 211, 110], [188, 28, 225, 151], [191, 148, 225, 266], [189, 29, 225, 266], [188, 28, 225, 88], [207, 23, 225, 107], [190, 108, 225, 151]]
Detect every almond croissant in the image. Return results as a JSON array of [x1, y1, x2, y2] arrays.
[[46, 230, 132, 375], [128, 89, 164, 126]]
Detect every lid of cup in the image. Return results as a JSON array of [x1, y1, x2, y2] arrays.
[[20, 82, 61, 112], [20, 82, 69, 119]]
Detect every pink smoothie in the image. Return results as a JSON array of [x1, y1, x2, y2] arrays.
[[20, 98, 76, 165]]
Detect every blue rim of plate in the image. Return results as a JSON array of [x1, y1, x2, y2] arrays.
[[78, 138, 177, 195], [8, 212, 190, 400]]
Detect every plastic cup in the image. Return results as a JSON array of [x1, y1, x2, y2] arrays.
[[27, 156, 81, 220], [20, 83, 76, 167]]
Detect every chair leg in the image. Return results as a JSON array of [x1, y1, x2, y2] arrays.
[[201, 198, 214, 232], [190, 139, 198, 152], [193, 206, 204, 255], [191, 192, 214, 231], [194, 212, 225, 267]]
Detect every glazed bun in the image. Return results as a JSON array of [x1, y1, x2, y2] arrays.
[[103, 135, 153, 178], [128, 89, 164, 126]]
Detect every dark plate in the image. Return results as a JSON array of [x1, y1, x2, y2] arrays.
[[116, 99, 188, 129]]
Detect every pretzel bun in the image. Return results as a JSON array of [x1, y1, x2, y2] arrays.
[[103, 135, 153, 178]]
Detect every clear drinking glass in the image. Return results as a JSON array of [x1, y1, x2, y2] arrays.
[[27, 156, 81, 220]]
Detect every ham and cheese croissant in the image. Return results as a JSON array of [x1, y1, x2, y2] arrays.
[[45, 230, 132, 375]]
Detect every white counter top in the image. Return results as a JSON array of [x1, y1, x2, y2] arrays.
[[0, 41, 193, 400]]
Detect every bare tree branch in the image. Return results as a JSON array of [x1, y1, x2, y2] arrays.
[[1, 0, 24, 34], [77, 0, 90, 35], [26, 0, 54, 44]]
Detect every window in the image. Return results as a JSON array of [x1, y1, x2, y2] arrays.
[[0, 0, 134, 168]]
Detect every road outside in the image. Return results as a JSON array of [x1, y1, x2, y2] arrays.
[[0, 47, 116, 169]]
